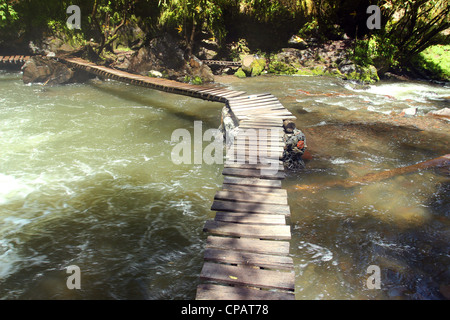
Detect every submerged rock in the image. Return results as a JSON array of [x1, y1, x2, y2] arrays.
[[427, 107, 450, 119], [401, 107, 418, 117]]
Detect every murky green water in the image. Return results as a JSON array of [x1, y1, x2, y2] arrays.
[[1, 71, 449, 299]]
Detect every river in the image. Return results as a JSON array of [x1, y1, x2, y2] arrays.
[[0, 70, 449, 299]]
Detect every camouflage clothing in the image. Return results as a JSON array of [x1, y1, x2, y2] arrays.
[[283, 128, 306, 170]]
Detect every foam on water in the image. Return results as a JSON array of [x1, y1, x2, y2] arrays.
[[346, 82, 450, 103], [298, 241, 334, 263], [0, 239, 21, 279], [0, 173, 35, 206]]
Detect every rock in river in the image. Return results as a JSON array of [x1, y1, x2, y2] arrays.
[[22, 56, 92, 85]]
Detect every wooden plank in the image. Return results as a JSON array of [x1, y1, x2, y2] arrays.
[[224, 162, 284, 171], [222, 167, 285, 179], [196, 283, 295, 300], [239, 121, 284, 126], [205, 235, 290, 255], [223, 176, 282, 188], [203, 248, 294, 270], [198, 88, 226, 94], [222, 91, 246, 98], [234, 132, 284, 140], [214, 190, 288, 205], [240, 120, 283, 126], [199, 262, 295, 291], [229, 144, 284, 151], [226, 158, 283, 166], [234, 109, 293, 116], [227, 151, 284, 160], [228, 95, 278, 103], [230, 138, 284, 144], [227, 93, 272, 101], [235, 107, 286, 113], [230, 99, 281, 108], [214, 212, 286, 225], [226, 154, 283, 162], [233, 111, 293, 119], [236, 126, 284, 133], [232, 137, 284, 144], [238, 125, 286, 131], [211, 200, 290, 216], [231, 101, 283, 109], [205, 89, 232, 96], [229, 145, 284, 153], [222, 183, 287, 196], [228, 144, 285, 152], [204, 220, 291, 240], [239, 114, 296, 120], [214, 90, 244, 97]]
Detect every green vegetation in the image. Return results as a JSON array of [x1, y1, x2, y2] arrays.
[[348, 0, 449, 78], [0, 0, 448, 80], [183, 75, 203, 84], [158, 0, 226, 57], [234, 68, 246, 78], [0, 1, 18, 28], [411, 45, 450, 80]]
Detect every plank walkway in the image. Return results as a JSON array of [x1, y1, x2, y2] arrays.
[[0, 55, 30, 65], [202, 59, 242, 67], [2, 54, 297, 300], [197, 94, 296, 300]]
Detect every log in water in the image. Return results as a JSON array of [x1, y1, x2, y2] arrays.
[[294, 154, 450, 191]]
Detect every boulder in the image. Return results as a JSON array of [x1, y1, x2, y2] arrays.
[[126, 33, 214, 83], [22, 56, 92, 85], [241, 54, 256, 74], [148, 70, 163, 78], [338, 60, 379, 83], [240, 54, 266, 77], [189, 55, 214, 83], [427, 108, 450, 119], [338, 60, 359, 75], [401, 107, 417, 117], [275, 48, 303, 66], [287, 35, 308, 50]]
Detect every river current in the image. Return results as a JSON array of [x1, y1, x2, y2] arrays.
[[0, 70, 449, 299]]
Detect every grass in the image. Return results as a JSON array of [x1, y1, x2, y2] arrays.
[[412, 45, 450, 81]]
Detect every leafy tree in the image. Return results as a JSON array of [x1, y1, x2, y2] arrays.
[[346, 0, 449, 74], [158, 0, 226, 58], [380, 0, 449, 60], [0, 0, 18, 28], [90, 0, 137, 54]]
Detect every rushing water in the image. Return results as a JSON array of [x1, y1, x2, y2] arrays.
[[0, 70, 449, 299]]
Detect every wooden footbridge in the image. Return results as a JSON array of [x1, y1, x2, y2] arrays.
[[0, 55, 31, 65], [1, 54, 297, 300], [202, 59, 242, 67]]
